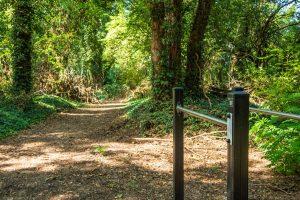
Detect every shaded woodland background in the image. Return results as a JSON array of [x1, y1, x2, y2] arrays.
[[0, 0, 299, 174]]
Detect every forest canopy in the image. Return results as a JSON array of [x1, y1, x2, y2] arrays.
[[0, 0, 299, 174]]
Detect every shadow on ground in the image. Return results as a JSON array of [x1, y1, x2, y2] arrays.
[[0, 102, 299, 200]]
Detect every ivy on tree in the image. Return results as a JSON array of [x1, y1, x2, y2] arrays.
[[12, 0, 33, 94]]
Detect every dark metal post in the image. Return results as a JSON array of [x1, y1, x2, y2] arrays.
[[227, 87, 249, 200], [173, 87, 184, 200]]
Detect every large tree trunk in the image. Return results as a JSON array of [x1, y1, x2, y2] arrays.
[[168, 0, 183, 87], [185, 0, 214, 96], [150, 2, 167, 100], [150, 1, 184, 100], [12, 0, 33, 94]]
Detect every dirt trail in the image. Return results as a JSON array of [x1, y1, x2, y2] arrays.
[[0, 102, 299, 200]]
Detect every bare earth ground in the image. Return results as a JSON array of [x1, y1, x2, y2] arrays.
[[0, 101, 299, 200]]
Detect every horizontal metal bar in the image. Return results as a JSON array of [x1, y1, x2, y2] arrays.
[[177, 106, 227, 126], [250, 107, 300, 120]]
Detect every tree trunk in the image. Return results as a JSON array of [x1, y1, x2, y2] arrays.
[[150, 2, 167, 100], [168, 0, 183, 87], [185, 0, 214, 96], [12, 0, 33, 94]]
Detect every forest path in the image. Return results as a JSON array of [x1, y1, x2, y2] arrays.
[[0, 101, 298, 200]]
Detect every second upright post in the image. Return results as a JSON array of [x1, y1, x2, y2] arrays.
[[173, 87, 184, 200], [227, 87, 249, 200]]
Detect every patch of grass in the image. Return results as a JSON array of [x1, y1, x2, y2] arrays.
[[127, 180, 138, 189], [93, 146, 107, 155], [0, 95, 80, 139]]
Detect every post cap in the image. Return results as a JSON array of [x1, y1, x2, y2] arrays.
[[173, 87, 184, 90], [232, 87, 244, 92], [228, 87, 248, 99], [173, 87, 184, 92]]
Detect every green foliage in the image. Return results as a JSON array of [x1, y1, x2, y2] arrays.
[[103, 9, 150, 89], [250, 117, 300, 174], [0, 0, 299, 175], [248, 38, 300, 111], [0, 3, 12, 87], [4, 0, 118, 100], [205, 0, 299, 92], [249, 70, 300, 175], [125, 96, 228, 136], [126, 97, 173, 135], [33, 95, 79, 111], [95, 65, 129, 100], [0, 95, 79, 139], [96, 83, 128, 100], [94, 146, 107, 155]]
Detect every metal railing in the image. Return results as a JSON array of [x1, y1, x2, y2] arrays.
[[172, 87, 300, 200], [176, 106, 227, 126], [250, 107, 300, 120], [173, 87, 249, 200]]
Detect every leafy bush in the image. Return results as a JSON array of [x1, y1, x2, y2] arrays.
[[125, 96, 228, 136], [0, 80, 12, 98], [35, 68, 98, 103], [96, 83, 129, 100], [246, 57, 300, 174], [248, 69, 300, 174], [125, 97, 173, 135], [250, 116, 300, 174], [0, 95, 79, 139], [95, 65, 131, 100]]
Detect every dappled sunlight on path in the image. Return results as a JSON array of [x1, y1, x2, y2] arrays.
[[0, 101, 298, 199]]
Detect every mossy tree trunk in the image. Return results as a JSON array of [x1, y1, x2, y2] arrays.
[[168, 0, 183, 88], [185, 0, 214, 96], [12, 0, 33, 95], [150, 1, 168, 100], [150, 0, 184, 100]]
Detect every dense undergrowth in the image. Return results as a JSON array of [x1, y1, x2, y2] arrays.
[[0, 95, 80, 139], [126, 94, 300, 175], [126, 96, 228, 136], [250, 116, 300, 175], [250, 91, 300, 175]]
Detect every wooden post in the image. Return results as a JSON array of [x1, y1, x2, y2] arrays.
[[173, 87, 184, 200], [227, 87, 249, 200]]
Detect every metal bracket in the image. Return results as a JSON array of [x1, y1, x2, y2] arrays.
[[227, 113, 233, 145], [176, 104, 183, 114]]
